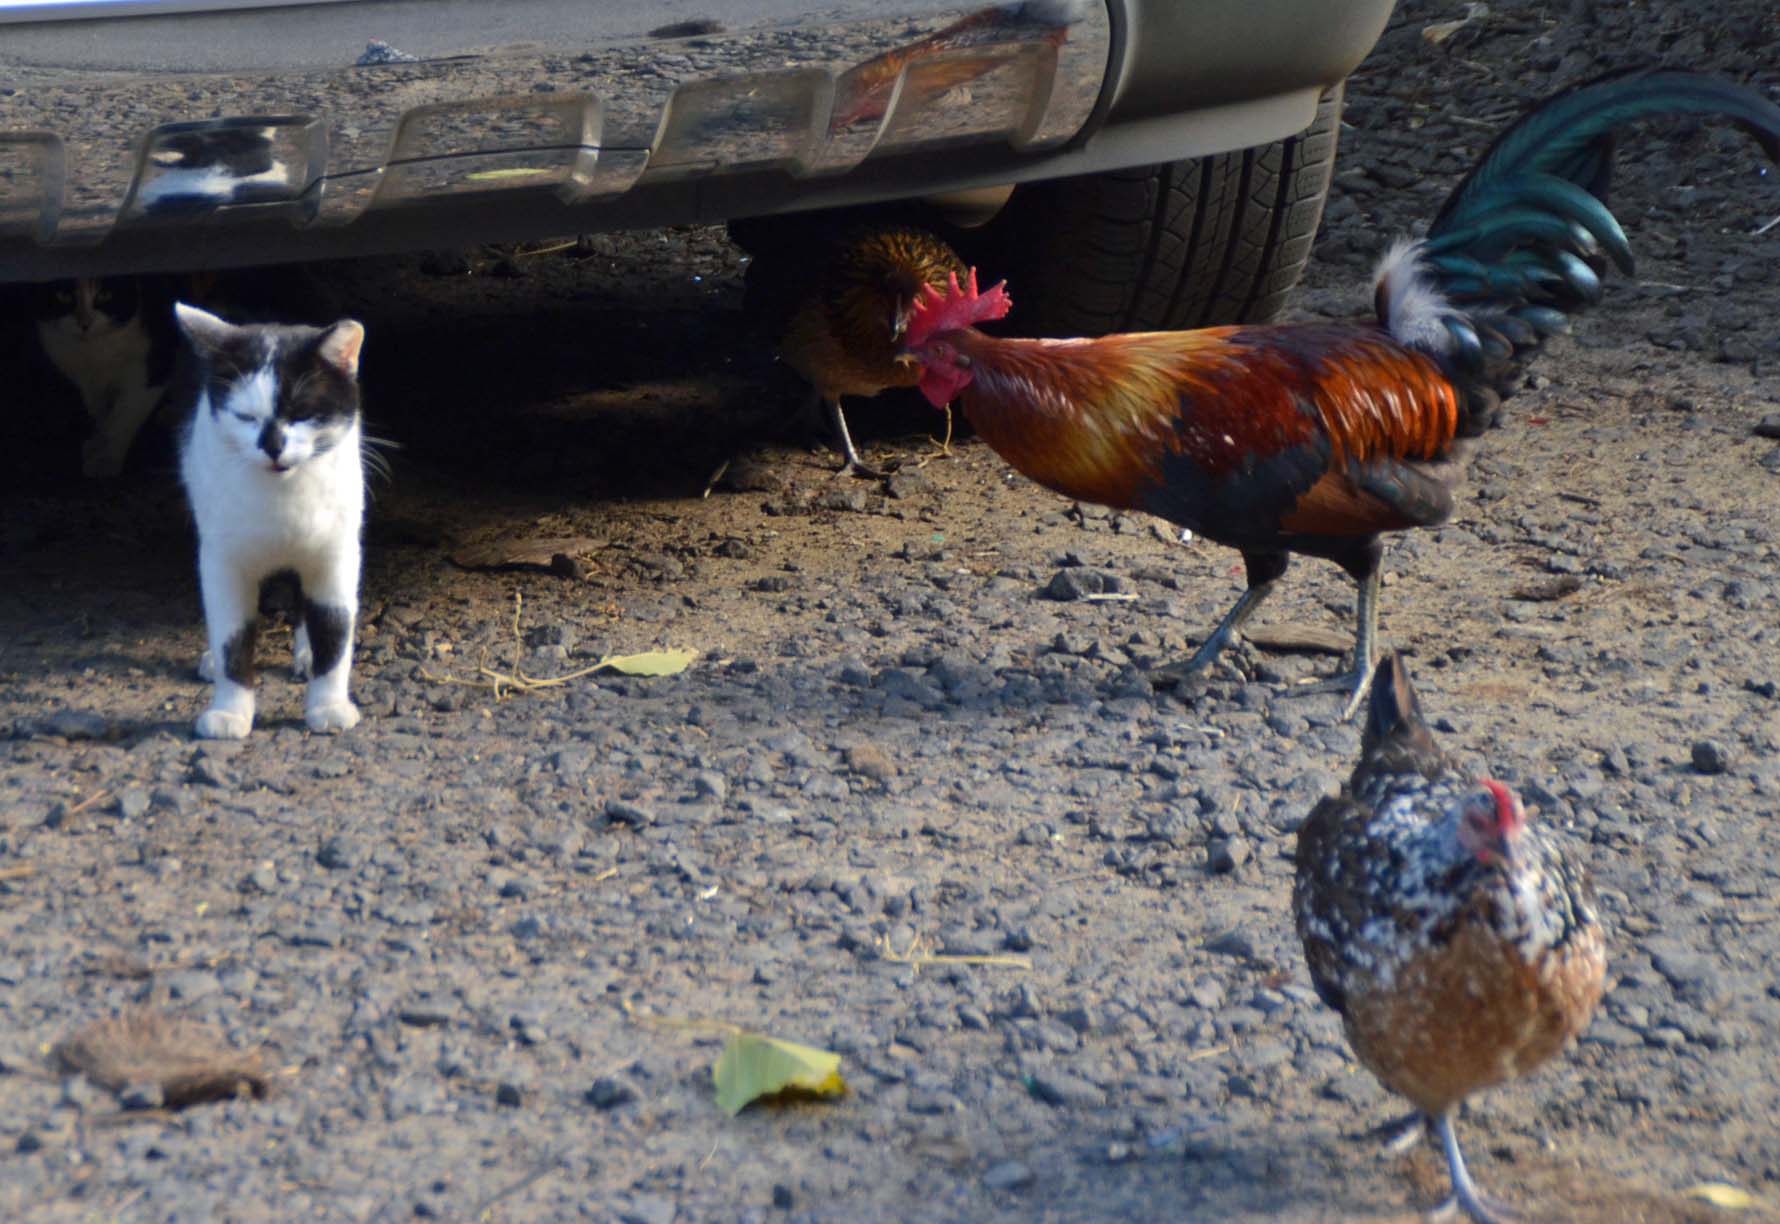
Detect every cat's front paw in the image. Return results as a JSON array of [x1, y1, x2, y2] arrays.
[[197, 650, 218, 682], [305, 701, 360, 734], [195, 707, 253, 739]]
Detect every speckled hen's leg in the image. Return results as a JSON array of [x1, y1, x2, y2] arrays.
[[1360, 1109, 1427, 1155], [1430, 1111, 1520, 1223]]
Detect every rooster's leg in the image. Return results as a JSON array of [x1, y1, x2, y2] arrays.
[[1429, 1111, 1519, 1224], [1283, 568, 1381, 720], [1152, 551, 1286, 688], [826, 396, 892, 480]]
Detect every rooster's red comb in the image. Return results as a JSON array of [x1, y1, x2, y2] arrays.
[[904, 268, 1012, 348]]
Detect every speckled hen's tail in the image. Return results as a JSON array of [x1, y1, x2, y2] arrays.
[[1358, 653, 1446, 779]]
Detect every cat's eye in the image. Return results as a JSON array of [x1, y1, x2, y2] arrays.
[[232, 411, 257, 424]]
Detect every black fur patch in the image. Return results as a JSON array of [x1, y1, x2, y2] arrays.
[[220, 622, 259, 686], [301, 599, 352, 678]]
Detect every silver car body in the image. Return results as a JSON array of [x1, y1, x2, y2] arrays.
[[0, 0, 1395, 279]]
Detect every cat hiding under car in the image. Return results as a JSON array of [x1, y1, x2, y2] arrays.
[[174, 301, 369, 739], [29, 276, 179, 478]]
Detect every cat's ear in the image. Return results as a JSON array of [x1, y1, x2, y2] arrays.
[[173, 302, 236, 353], [316, 320, 365, 378]]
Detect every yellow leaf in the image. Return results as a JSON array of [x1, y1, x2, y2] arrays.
[[1682, 1183, 1760, 1211], [600, 648, 698, 677], [712, 1033, 846, 1116]]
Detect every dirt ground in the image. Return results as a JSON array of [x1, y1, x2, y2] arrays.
[[3, 2, 1779, 1221]]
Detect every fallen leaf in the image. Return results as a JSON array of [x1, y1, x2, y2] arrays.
[[1241, 623, 1351, 656], [1509, 575, 1583, 602], [712, 1033, 846, 1116], [600, 648, 697, 677], [55, 1007, 268, 1108], [1681, 1183, 1760, 1210]]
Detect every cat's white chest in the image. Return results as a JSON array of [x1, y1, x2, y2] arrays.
[[37, 317, 155, 402], [181, 407, 363, 568]]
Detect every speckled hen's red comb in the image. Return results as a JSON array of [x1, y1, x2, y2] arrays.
[[1480, 779, 1524, 835], [904, 268, 1012, 348]]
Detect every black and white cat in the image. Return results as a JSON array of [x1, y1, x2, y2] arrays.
[[137, 126, 292, 217], [173, 303, 368, 739], [31, 277, 176, 477]]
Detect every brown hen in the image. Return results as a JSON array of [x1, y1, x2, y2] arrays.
[[751, 224, 965, 478], [1292, 654, 1606, 1222]]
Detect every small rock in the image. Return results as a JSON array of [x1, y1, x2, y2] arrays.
[[317, 835, 363, 870], [1691, 740, 1732, 775], [1042, 569, 1118, 601], [617, 1194, 678, 1224], [116, 789, 151, 820], [585, 1076, 637, 1110], [495, 1082, 523, 1108], [32, 710, 111, 740], [983, 1160, 1035, 1191], [119, 1081, 164, 1111], [844, 744, 895, 782], [1207, 836, 1250, 874], [398, 1005, 453, 1028], [772, 1183, 795, 1209], [885, 469, 934, 499], [510, 915, 551, 940], [288, 921, 343, 948], [551, 747, 594, 776], [606, 800, 655, 827], [190, 756, 237, 789], [812, 486, 869, 514], [1760, 447, 1780, 475], [1027, 1072, 1105, 1109], [1203, 929, 1258, 959]]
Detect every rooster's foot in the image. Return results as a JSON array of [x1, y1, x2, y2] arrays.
[[1283, 655, 1378, 721]]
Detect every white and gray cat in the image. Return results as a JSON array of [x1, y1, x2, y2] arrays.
[[31, 276, 176, 477], [173, 302, 368, 739]]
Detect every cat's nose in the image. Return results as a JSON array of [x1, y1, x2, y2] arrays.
[[258, 422, 287, 462]]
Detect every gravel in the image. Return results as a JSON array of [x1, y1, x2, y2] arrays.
[[2, 4, 1778, 1221]]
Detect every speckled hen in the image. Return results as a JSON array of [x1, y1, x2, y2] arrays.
[[1292, 654, 1606, 1223]]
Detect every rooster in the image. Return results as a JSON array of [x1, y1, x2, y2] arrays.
[[1293, 653, 1606, 1222], [898, 70, 1780, 713], [742, 223, 967, 478]]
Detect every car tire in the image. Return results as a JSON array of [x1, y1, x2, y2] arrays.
[[973, 82, 1344, 337]]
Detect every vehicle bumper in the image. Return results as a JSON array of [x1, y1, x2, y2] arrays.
[[0, 0, 1392, 280]]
